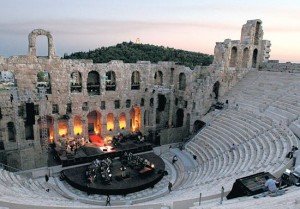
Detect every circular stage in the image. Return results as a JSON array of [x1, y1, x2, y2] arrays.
[[63, 152, 166, 195]]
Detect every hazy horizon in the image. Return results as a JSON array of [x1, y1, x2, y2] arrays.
[[1, 0, 300, 63]]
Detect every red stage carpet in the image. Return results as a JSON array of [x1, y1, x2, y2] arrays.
[[89, 134, 104, 147]]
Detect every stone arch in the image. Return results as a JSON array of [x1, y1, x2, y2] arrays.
[[131, 71, 140, 90], [193, 120, 206, 133], [37, 71, 51, 94], [107, 113, 114, 131], [87, 71, 100, 95], [176, 108, 184, 127], [119, 112, 126, 129], [178, 73, 186, 91], [87, 110, 102, 134], [7, 122, 16, 142], [28, 29, 55, 58], [229, 46, 238, 67], [252, 49, 258, 68], [154, 71, 163, 85], [242, 47, 250, 68], [213, 81, 220, 100], [70, 71, 82, 93], [73, 115, 83, 135]]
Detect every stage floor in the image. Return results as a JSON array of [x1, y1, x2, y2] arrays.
[[55, 140, 153, 167], [63, 152, 165, 195]]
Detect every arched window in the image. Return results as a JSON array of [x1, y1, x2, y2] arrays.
[[242, 48, 249, 68], [37, 71, 51, 94], [58, 119, 68, 137], [87, 71, 100, 95], [70, 71, 82, 93], [154, 71, 163, 85], [119, 113, 126, 129], [7, 122, 16, 142], [107, 113, 114, 131], [131, 71, 140, 90], [178, 73, 186, 91], [106, 71, 116, 91], [229, 47, 238, 67], [252, 49, 258, 68], [28, 29, 55, 58]]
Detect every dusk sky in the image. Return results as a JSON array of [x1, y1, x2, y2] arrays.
[[1, 0, 300, 62]]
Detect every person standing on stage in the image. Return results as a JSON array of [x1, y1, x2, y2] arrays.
[[106, 194, 111, 206]]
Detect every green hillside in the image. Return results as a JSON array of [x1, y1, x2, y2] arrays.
[[63, 42, 213, 69]]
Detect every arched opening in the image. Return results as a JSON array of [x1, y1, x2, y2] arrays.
[[28, 29, 55, 58], [7, 122, 16, 142], [242, 48, 249, 68], [144, 110, 150, 126], [87, 110, 101, 134], [87, 71, 100, 95], [140, 98, 145, 106], [58, 118, 68, 137], [36, 36, 48, 57], [0, 71, 16, 90], [254, 21, 261, 45], [213, 81, 220, 100], [106, 71, 116, 91], [70, 71, 82, 93], [73, 115, 83, 135], [38, 116, 54, 143], [176, 108, 184, 127], [157, 94, 166, 112], [193, 120, 206, 133], [229, 47, 238, 67], [252, 49, 258, 68], [107, 113, 114, 131], [154, 71, 163, 85], [131, 71, 140, 90], [119, 113, 126, 129], [178, 73, 186, 91], [37, 71, 51, 94], [130, 106, 141, 132]]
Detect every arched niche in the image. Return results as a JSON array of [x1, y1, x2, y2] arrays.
[[28, 29, 55, 58], [242, 47, 249, 68], [73, 115, 83, 135], [107, 113, 114, 131], [178, 73, 186, 91], [131, 71, 140, 90], [0, 71, 16, 90], [87, 71, 100, 95], [176, 108, 184, 127], [70, 71, 82, 93], [7, 122, 16, 142], [119, 113, 126, 129], [229, 47, 238, 67], [154, 71, 163, 85], [130, 106, 141, 132]]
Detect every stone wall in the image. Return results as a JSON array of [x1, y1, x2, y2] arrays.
[[0, 19, 271, 170]]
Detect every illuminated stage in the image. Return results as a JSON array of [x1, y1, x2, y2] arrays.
[[63, 153, 165, 195], [53, 138, 153, 167]]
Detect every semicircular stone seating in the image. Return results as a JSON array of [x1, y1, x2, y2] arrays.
[[0, 70, 300, 208]]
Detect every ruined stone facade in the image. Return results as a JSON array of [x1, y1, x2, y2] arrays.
[[0, 20, 270, 170]]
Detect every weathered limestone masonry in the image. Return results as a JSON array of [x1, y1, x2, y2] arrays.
[[0, 20, 270, 170]]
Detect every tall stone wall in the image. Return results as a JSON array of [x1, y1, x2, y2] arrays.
[[0, 20, 271, 170]]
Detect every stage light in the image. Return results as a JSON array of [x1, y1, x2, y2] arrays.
[[285, 169, 291, 174], [109, 174, 112, 177], [151, 164, 155, 168]]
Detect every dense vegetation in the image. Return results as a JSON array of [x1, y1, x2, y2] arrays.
[[63, 42, 213, 69]]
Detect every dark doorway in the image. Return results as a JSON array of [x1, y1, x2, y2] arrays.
[[193, 120, 206, 133], [157, 94, 166, 112], [213, 81, 220, 100], [252, 49, 258, 68], [176, 108, 184, 127]]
